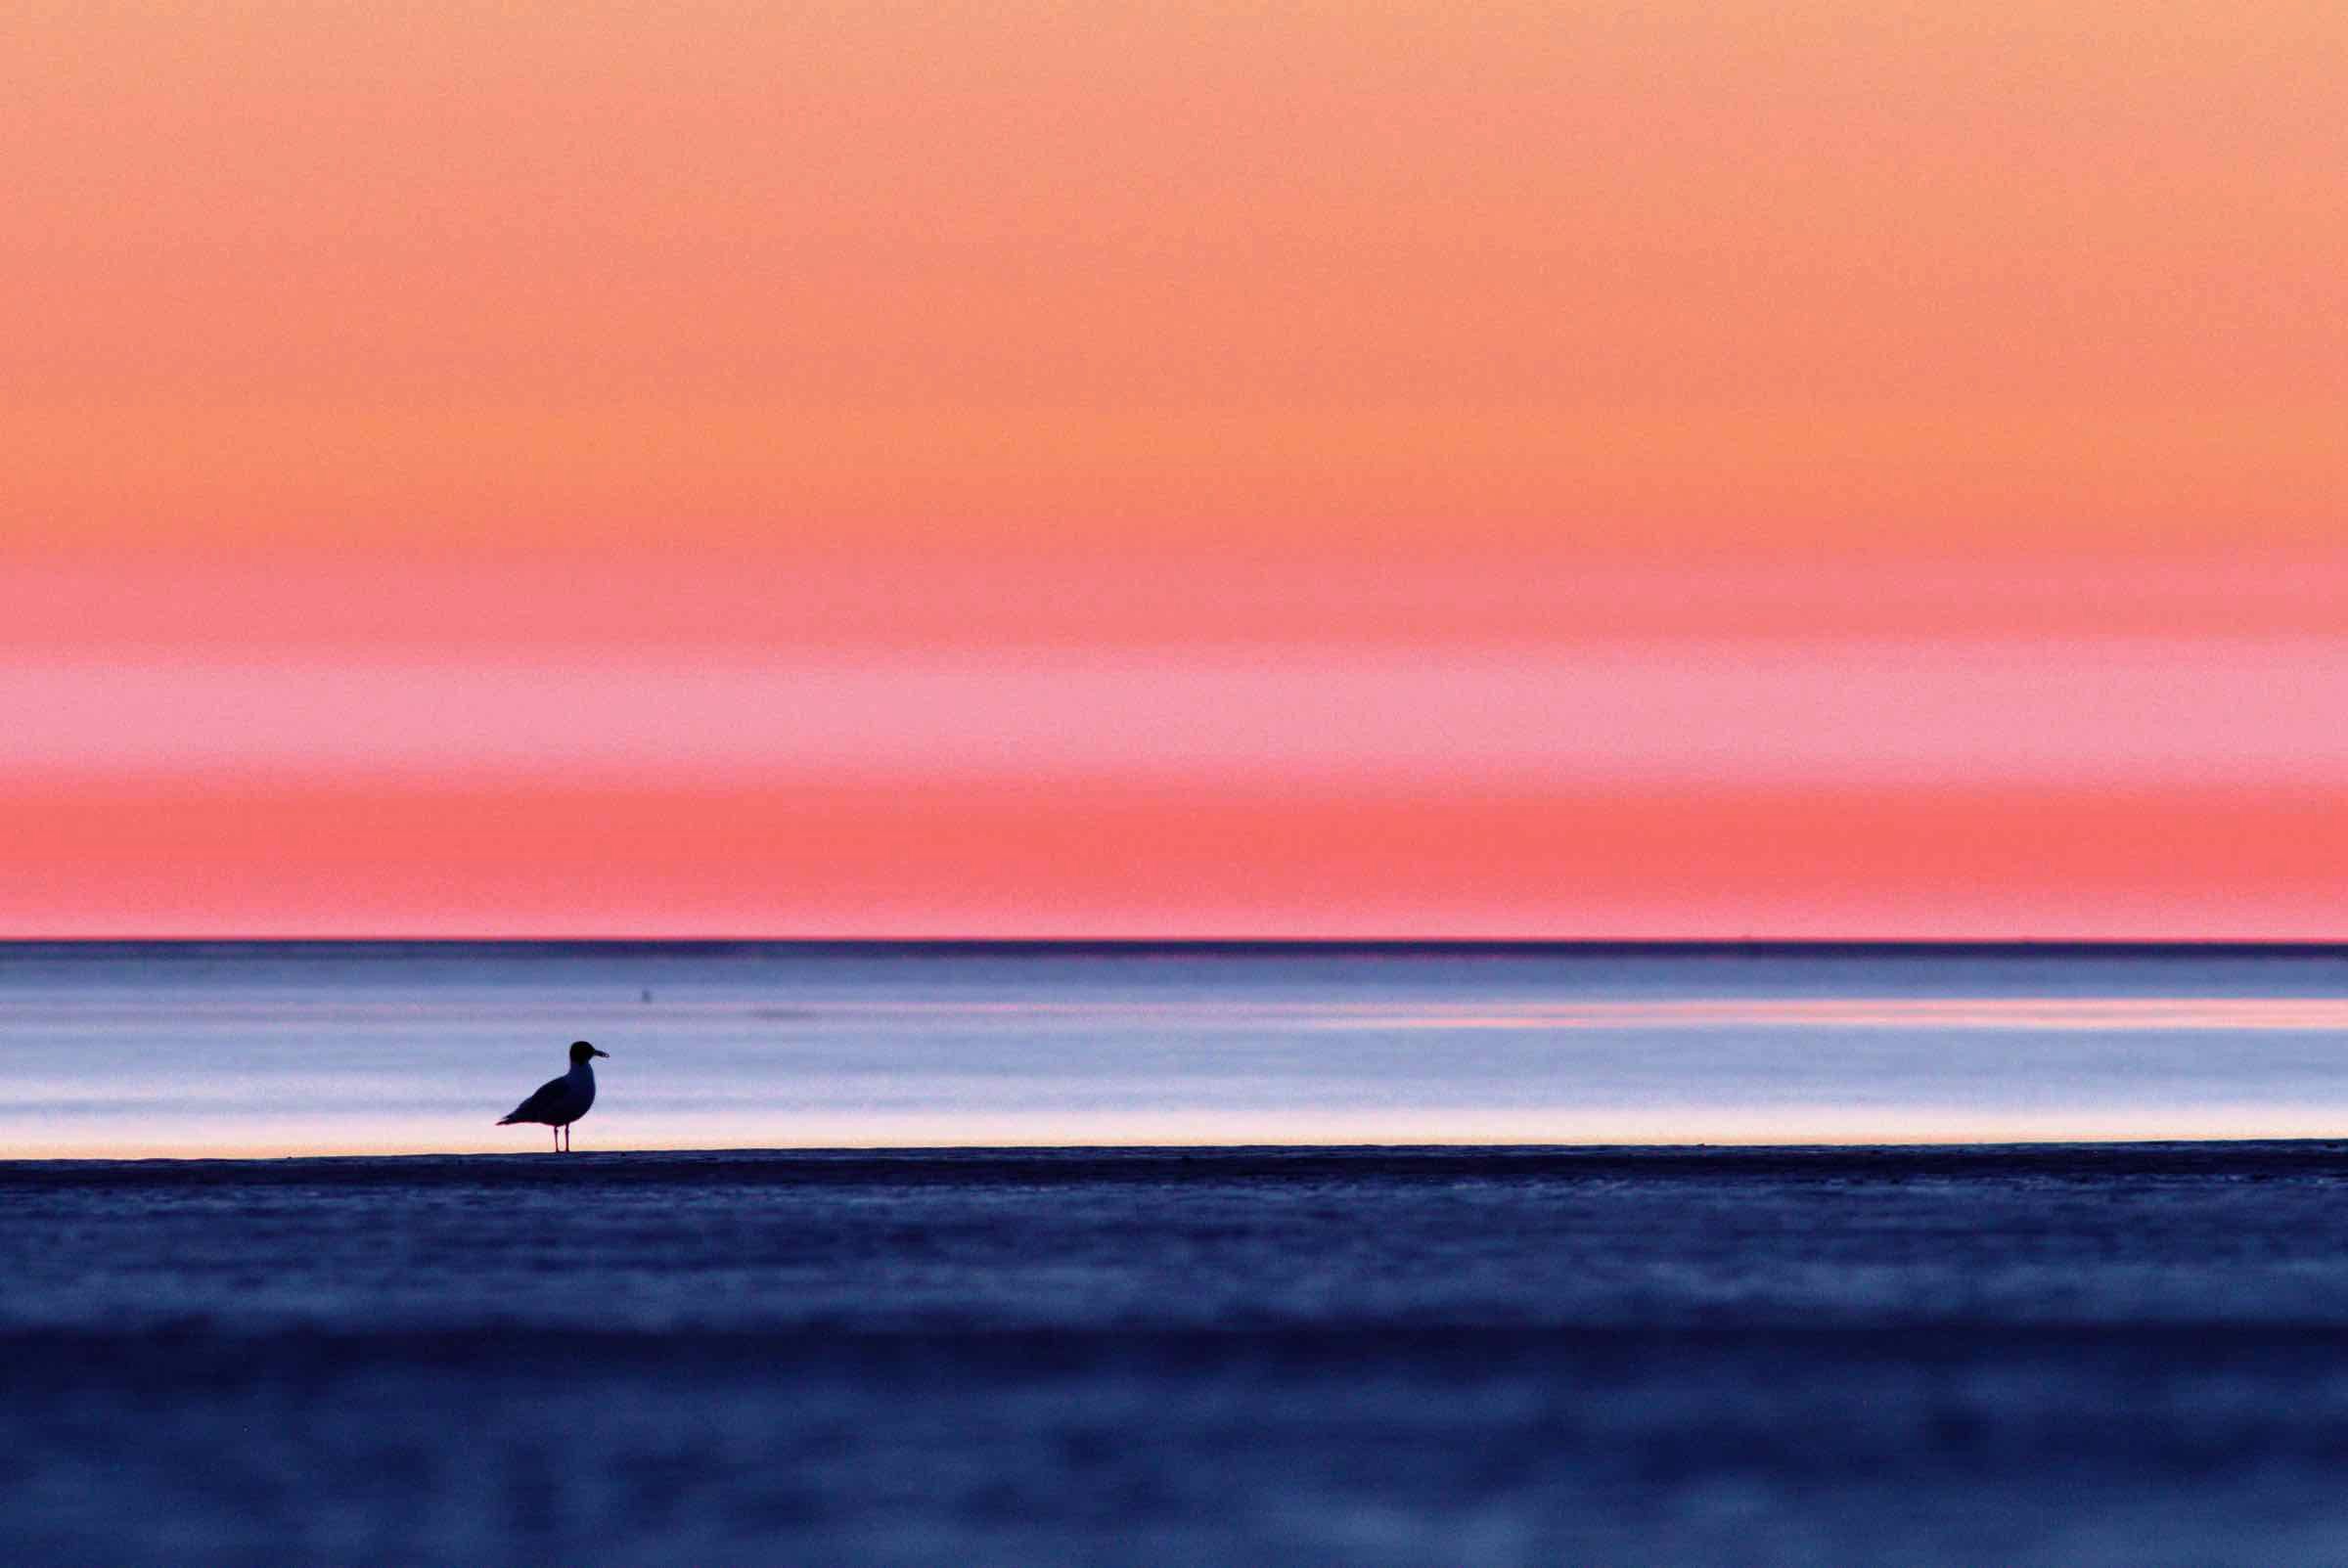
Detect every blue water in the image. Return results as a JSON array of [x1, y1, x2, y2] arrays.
[[8, 942, 2348, 1155]]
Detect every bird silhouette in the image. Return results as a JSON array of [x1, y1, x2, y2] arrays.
[[497, 1040, 610, 1152]]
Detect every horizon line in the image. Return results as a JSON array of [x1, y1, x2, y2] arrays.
[[7, 937, 2348, 959]]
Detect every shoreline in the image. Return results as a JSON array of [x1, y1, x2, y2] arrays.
[[10, 1137, 2348, 1185]]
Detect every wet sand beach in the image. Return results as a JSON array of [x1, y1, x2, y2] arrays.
[[11, 1142, 2348, 1563]]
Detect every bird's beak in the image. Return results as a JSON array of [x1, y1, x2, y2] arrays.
[[591, 1047, 610, 1057]]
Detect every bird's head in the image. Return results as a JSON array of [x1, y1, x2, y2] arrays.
[[570, 1040, 610, 1065]]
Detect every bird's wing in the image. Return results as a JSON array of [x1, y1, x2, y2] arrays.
[[499, 1075, 574, 1124]]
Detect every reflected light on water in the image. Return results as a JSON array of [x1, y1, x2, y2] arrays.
[[1322, 998, 2348, 1032], [13, 950, 2348, 1158]]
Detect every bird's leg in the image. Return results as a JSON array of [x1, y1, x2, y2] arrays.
[[551, 1126, 559, 1154]]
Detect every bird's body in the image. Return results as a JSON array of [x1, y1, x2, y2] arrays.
[[499, 1040, 609, 1151]]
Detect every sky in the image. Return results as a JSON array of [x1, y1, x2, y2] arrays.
[[6, 0, 2345, 937]]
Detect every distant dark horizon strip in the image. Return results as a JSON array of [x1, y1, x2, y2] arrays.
[[5, 937, 2348, 961]]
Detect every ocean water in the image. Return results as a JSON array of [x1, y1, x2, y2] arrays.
[[9, 941, 2348, 1155], [14, 944, 2348, 1563]]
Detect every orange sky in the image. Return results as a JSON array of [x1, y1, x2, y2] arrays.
[[6, 0, 2346, 936]]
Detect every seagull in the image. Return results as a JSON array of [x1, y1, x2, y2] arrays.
[[498, 1040, 610, 1152]]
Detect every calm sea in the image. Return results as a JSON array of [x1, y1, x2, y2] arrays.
[[9, 941, 2348, 1157]]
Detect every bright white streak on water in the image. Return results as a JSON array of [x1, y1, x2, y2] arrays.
[[7, 946, 2348, 1157]]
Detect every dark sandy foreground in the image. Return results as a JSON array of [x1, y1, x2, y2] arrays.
[[10, 1143, 2348, 1564]]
